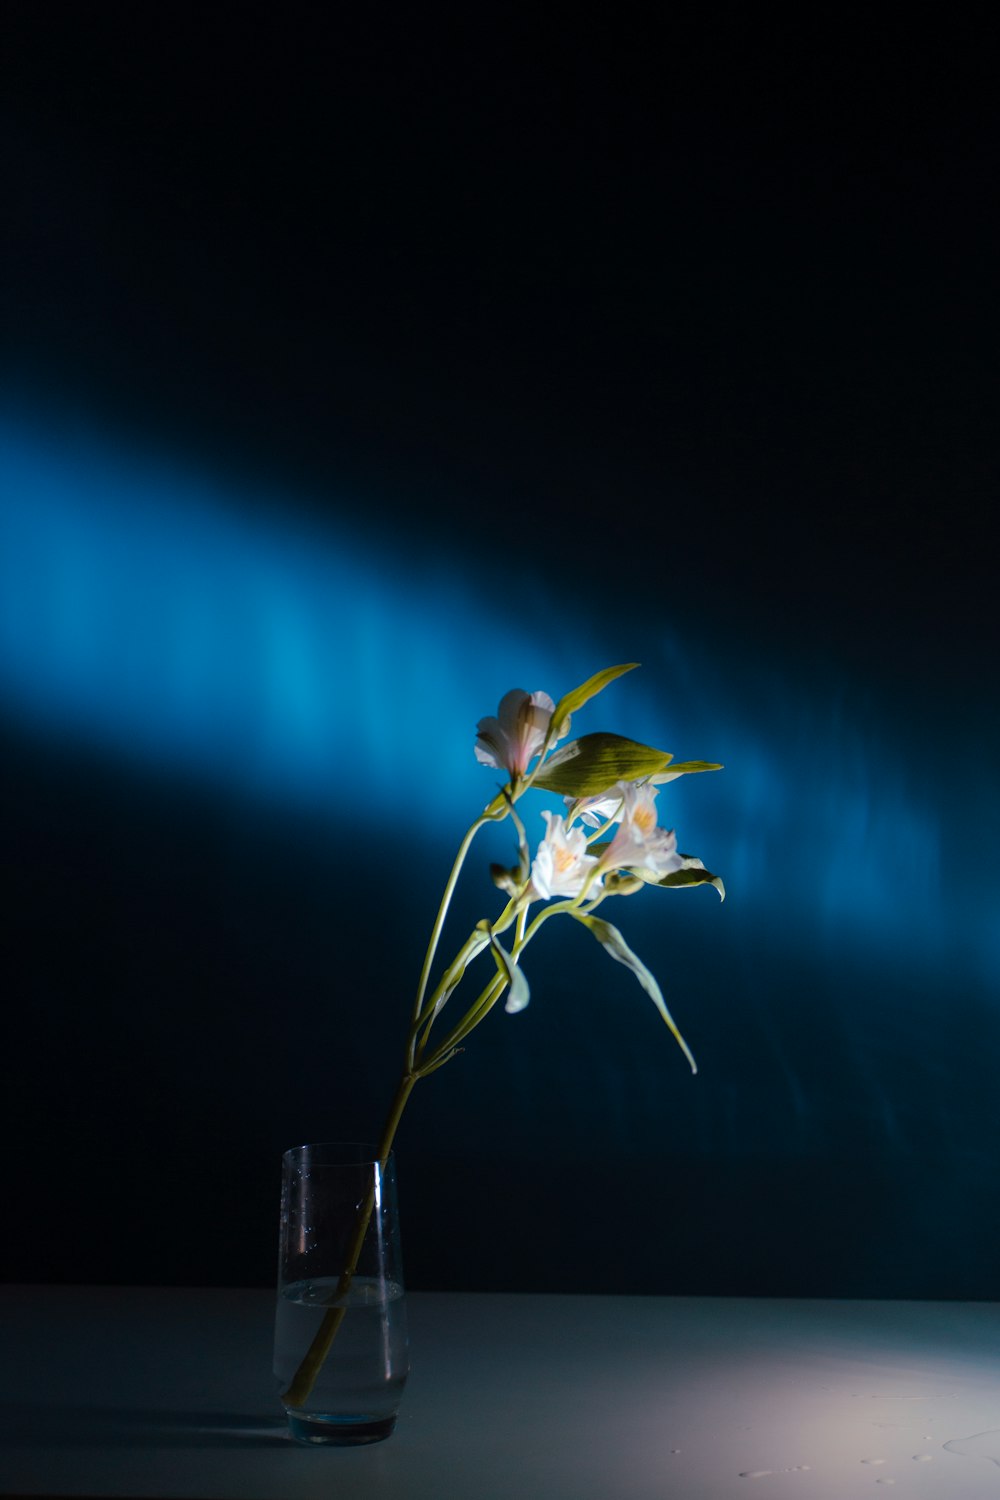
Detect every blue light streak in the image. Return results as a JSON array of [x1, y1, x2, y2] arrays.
[[0, 408, 992, 984], [0, 414, 556, 817]]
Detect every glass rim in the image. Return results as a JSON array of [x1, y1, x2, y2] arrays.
[[281, 1141, 393, 1167]]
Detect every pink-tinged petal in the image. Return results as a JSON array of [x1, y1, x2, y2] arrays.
[[525, 690, 556, 721], [596, 784, 681, 876], [496, 688, 532, 731], [474, 714, 506, 768], [528, 690, 567, 746], [635, 829, 683, 878], [601, 821, 681, 876], [474, 688, 556, 777]]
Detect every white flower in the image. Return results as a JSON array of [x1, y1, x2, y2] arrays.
[[475, 689, 565, 779], [530, 811, 602, 900], [600, 783, 683, 878], [566, 781, 630, 828]]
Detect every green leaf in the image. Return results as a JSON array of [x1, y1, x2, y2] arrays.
[[479, 922, 530, 1014], [629, 853, 726, 900], [547, 663, 638, 743], [656, 862, 726, 900], [604, 872, 644, 896], [650, 760, 723, 782], [569, 912, 697, 1073], [533, 733, 673, 797], [504, 964, 530, 1014], [426, 928, 491, 1023]]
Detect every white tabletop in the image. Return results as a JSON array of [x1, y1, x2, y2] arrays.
[[4, 1285, 1000, 1498]]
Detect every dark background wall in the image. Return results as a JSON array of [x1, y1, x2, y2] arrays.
[[2, 7, 997, 1298]]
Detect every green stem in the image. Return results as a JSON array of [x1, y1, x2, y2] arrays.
[[418, 972, 507, 1071], [416, 897, 570, 1073], [409, 793, 507, 1050], [281, 751, 574, 1408], [279, 1068, 419, 1409]]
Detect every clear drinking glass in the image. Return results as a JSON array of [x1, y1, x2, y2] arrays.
[[273, 1142, 409, 1445]]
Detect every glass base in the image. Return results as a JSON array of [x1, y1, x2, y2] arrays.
[[285, 1409, 398, 1446]]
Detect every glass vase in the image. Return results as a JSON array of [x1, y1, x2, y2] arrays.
[[273, 1142, 409, 1445]]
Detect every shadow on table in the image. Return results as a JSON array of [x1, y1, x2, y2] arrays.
[[0, 1404, 290, 1449]]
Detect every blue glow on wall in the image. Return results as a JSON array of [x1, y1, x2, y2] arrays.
[[1, 408, 993, 992], [0, 412, 555, 819]]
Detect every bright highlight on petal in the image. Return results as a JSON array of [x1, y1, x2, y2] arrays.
[[530, 810, 602, 900], [569, 781, 630, 827]]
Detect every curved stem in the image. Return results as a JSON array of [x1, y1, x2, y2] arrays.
[[410, 929, 487, 1061], [416, 897, 577, 1073], [418, 972, 507, 1071], [280, 755, 582, 1408], [410, 793, 507, 1042], [408, 896, 517, 1066]]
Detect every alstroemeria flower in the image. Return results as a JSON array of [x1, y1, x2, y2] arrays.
[[599, 783, 684, 878], [530, 811, 602, 900], [566, 780, 631, 828], [475, 689, 564, 779]]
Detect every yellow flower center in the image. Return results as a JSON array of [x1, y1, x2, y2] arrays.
[[632, 804, 657, 834], [555, 846, 577, 873]]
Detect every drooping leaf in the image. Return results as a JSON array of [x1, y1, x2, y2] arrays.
[[547, 663, 638, 743], [569, 912, 697, 1073], [629, 853, 725, 900], [504, 963, 530, 1014], [533, 733, 673, 797], [656, 862, 726, 900], [650, 760, 724, 782], [480, 923, 530, 1013]]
